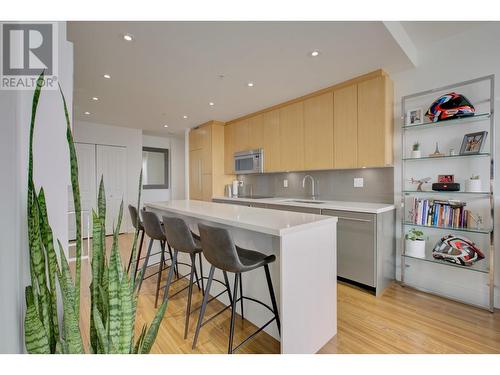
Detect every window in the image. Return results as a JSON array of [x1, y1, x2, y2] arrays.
[[142, 147, 169, 189]]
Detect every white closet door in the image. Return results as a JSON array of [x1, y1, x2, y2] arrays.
[[69, 143, 97, 241], [96, 145, 127, 235]]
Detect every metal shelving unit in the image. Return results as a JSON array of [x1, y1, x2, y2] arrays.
[[400, 75, 495, 312]]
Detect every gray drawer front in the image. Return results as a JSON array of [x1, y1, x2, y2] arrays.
[[321, 209, 376, 287], [265, 204, 322, 215]]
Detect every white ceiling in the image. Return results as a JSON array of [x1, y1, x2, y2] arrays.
[[67, 21, 487, 136]]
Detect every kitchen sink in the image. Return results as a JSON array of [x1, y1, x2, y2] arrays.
[[286, 200, 325, 204]]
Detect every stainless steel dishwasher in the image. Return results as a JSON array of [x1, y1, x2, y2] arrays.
[[322, 209, 376, 288]]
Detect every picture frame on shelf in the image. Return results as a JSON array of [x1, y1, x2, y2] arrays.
[[406, 108, 423, 126], [459, 131, 488, 155], [438, 174, 454, 183]]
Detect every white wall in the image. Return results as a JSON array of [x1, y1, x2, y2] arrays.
[[142, 133, 186, 205], [0, 22, 73, 353], [73, 122, 186, 231], [73, 121, 142, 232], [392, 23, 500, 308]]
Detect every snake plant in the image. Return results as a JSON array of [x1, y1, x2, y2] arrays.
[[24, 71, 167, 354]]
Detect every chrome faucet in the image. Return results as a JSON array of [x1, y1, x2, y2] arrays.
[[302, 174, 316, 200]]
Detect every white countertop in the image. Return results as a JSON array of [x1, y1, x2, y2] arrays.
[[145, 200, 337, 237], [212, 196, 395, 214]]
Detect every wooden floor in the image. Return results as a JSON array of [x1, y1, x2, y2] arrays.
[[77, 233, 500, 354]]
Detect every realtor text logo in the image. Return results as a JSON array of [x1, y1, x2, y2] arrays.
[[1, 22, 58, 90]]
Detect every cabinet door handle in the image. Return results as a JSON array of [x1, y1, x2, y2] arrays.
[[336, 216, 372, 223]]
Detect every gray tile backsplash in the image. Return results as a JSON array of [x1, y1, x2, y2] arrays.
[[237, 167, 394, 204]]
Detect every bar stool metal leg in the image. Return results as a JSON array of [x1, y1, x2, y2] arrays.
[[239, 274, 244, 320], [198, 253, 205, 296], [222, 271, 233, 305], [133, 230, 145, 280], [166, 243, 179, 279], [228, 273, 240, 354], [264, 264, 281, 335], [137, 238, 153, 292], [184, 253, 196, 339], [154, 241, 166, 308], [162, 250, 178, 304], [192, 265, 215, 350]]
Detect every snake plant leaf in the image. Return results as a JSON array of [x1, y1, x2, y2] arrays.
[[140, 299, 168, 354], [29, 189, 52, 347], [118, 275, 134, 353], [26, 72, 45, 316], [133, 325, 147, 354], [56, 240, 84, 354], [93, 304, 110, 353], [97, 177, 107, 281], [107, 200, 124, 351], [129, 170, 143, 289], [36, 188, 60, 352], [98, 176, 106, 227], [24, 286, 50, 354], [89, 211, 103, 353], [59, 84, 82, 323]]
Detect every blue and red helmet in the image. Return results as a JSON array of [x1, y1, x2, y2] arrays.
[[425, 92, 475, 122]]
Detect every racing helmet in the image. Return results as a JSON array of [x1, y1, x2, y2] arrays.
[[425, 92, 475, 122], [432, 234, 485, 266]]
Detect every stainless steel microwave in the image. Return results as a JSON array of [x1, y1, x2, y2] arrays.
[[234, 149, 264, 174]]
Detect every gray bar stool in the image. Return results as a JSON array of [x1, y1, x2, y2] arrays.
[[127, 205, 145, 280], [160, 216, 208, 339], [193, 223, 281, 354], [136, 211, 181, 306]]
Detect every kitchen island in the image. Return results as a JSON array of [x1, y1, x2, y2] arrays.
[[145, 200, 337, 354]]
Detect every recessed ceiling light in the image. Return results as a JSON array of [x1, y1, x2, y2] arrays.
[[209, 102, 214, 106], [123, 34, 133, 41], [103, 74, 111, 79], [92, 97, 99, 101], [183, 115, 188, 119], [247, 82, 254, 87], [163, 124, 169, 128], [84, 111, 90, 115], [310, 50, 320, 57]]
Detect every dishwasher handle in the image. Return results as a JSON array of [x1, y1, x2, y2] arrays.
[[336, 216, 372, 223]]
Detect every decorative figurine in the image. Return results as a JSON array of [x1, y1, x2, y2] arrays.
[[469, 213, 484, 230], [409, 177, 431, 192], [429, 142, 445, 158]]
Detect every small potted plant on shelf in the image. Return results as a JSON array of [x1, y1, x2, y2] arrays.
[[466, 174, 482, 192], [405, 228, 426, 258], [411, 141, 421, 159]]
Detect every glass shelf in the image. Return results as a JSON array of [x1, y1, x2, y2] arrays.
[[403, 253, 489, 274], [403, 222, 492, 235], [402, 113, 490, 130], [403, 190, 491, 196], [403, 153, 490, 161]]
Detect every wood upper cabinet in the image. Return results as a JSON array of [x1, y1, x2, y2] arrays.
[[189, 148, 203, 200], [222, 70, 392, 173], [334, 84, 358, 169], [247, 114, 264, 150], [357, 76, 393, 168], [190, 121, 234, 201], [279, 102, 304, 171], [304, 92, 334, 170], [224, 123, 235, 174], [232, 119, 250, 152], [189, 127, 202, 151], [263, 110, 281, 172]]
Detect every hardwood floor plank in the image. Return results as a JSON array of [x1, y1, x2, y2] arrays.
[[75, 234, 499, 354]]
